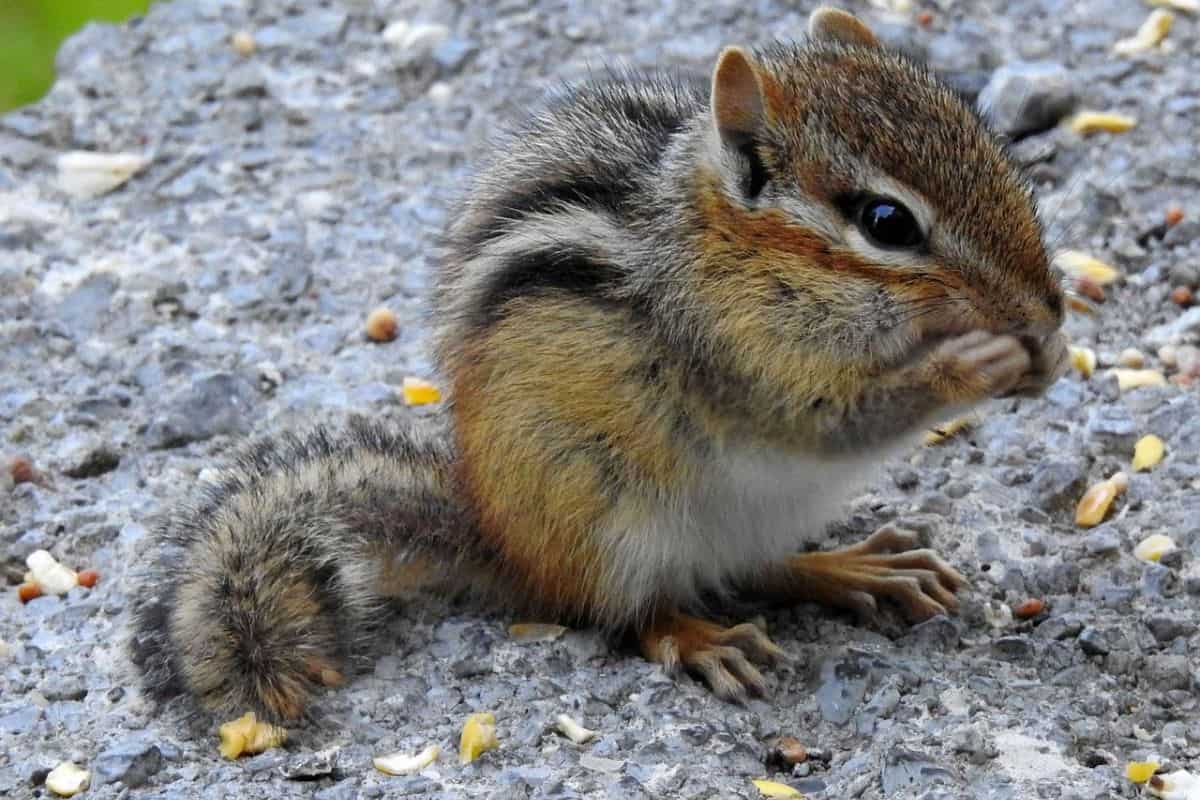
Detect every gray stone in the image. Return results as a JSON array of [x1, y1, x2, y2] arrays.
[[1078, 627, 1110, 656], [992, 635, 1036, 662], [1144, 614, 1197, 644], [1084, 529, 1120, 556], [1144, 307, 1200, 348], [881, 748, 959, 796], [94, 736, 163, 788], [1085, 406, 1139, 453], [978, 62, 1077, 137], [57, 273, 117, 337], [0, 705, 42, 734], [147, 372, 257, 448], [816, 651, 874, 726], [1029, 457, 1089, 513], [1144, 655, 1192, 691], [282, 748, 339, 780]]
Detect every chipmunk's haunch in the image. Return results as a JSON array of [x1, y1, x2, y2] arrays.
[[132, 7, 1069, 720]]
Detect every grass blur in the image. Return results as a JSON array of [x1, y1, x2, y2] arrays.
[[0, 0, 154, 113]]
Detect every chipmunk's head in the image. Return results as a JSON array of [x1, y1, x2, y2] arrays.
[[694, 7, 1064, 372]]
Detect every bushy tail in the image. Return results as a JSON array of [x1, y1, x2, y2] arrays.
[[130, 415, 479, 722]]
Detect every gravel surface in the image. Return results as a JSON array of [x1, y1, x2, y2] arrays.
[[2, 1, 1199, 798]]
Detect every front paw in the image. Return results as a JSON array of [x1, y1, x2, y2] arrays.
[[924, 331, 1032, 403], [1009, 330, 1070, 397]]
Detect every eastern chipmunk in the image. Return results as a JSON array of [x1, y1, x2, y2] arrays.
[[132, 7, 1069, 721]]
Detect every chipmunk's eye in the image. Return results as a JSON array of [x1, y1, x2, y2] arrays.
[[857, 197, 924, 250]]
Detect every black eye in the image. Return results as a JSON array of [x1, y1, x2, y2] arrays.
[[857, 197, 924, 249]]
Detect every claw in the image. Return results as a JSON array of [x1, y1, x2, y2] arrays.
[[640, 613, 786, 702]]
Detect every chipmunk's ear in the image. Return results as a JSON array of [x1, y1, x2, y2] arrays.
[[807, 7, 880, 48], [711, 46, 766, 149]]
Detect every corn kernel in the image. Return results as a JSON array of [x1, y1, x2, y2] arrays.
[[1148, 769, 1200, 799], [218, 712, 287, 760], [508, 623, 568, 642], [1134, 534, 1177, 563], [1075, 479, 1120, 527], [555, 714, 597, 744], [1133, 434, 1166, 471], [1128, 761, 1160, 784], [1110, 368, 1167, 391], [459, 712, 498, 764], [1066, 110, 1138, 135], [1113, 9, 1173, 54], [402, 377, 441, 406], [374, 744, 440, 775], [365, 307, 398, 342], [1069, 346, 1097, 379], [1147, 0, 1199, 12], [924, 414, 977, 445], [752, 779, 804, 798], [45, 762, 90, 797], [1053, 251, 1123, 285]]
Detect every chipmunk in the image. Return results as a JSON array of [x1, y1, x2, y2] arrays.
[[131, 7, 1069, 721]]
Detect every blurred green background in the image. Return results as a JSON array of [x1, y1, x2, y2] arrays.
[[0, 0, 154, 113]]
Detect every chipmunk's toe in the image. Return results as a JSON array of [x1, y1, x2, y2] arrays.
[[641, 613, 784, 703]]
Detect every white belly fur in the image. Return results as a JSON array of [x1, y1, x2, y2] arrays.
[[595, 436, 919, 617]]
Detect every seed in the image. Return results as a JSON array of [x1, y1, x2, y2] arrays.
[[401, 377, 441, 406], [1133, 534, 1177, 563], [1117, 348, 1145, 369], [231, 30, 256, 56], [56, 151, 150, 199], [924, 414, 977, 445], [1148, 769, 1200, 798], [459, 712, 498, 764], [508, 623, 568, 642], [1133, 434, 1166, 471], [45, 762, 90, 797], [916, 9, 934, 26], [1053, 250, 1123, 284], [1127, 761, 1160, 784], [1066, 110, 1138, 135], [17, 583, 42, 603], [374, 744, 440, 775], [1075, 478, 1123, 527], [365, 307, 398, 342], [1147, 0, 1199, 12], [26, 550, 79, 595], [1158, 345, 1179, 368], [1171, 286, 1193, 307], [1013, 598, 1046, 619], [1075, 277, 1106, 302], [1069, 346, 1097, 378], [9, 456, 39, 485], [218, 712, 287, 760], [752, 779, 803, 798], [1109, 368, 1167, 391], [555, 714, 597, 744], [768, 736, 809, 766], [1113, 9, 1173, 54], [1164, 206, 1184, 227], [76, 569, 100, 588]]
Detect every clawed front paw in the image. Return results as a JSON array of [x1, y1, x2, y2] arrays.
[[640, 614, 786, 704], [927, 330, 1032, 402]]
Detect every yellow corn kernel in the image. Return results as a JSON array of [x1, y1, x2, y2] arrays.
[[1133, 435, 1166, 471], [459, 712, 498, 764], [752, 779, 804, 798], [1128, 761, 1160, 784], [1134, 534, 1177, 563], [1114, 9, 1173, 54], [1070, 346, 1097, 379], [1111, 368, 1167, 391], [508, 623, 569, 642], [1075, 479, 1120, 527], [218, 712, 286, 760], [1146, 0, 1199, 12], [924, 415, 977, 446], [1066, 110, 1138, 135], [402, 377, 441, 406], [1053, 250, 1124, 285]]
